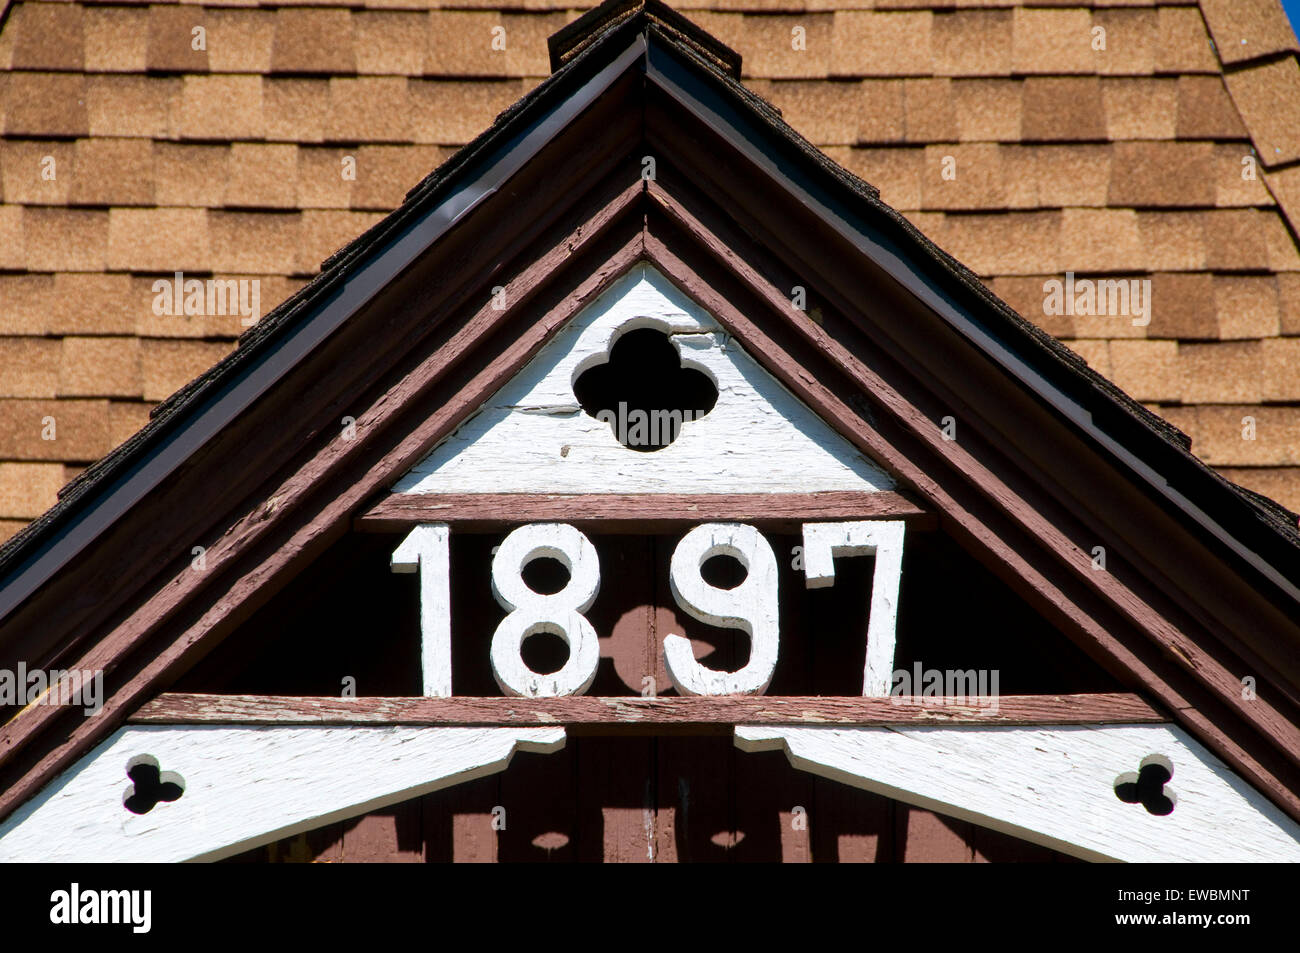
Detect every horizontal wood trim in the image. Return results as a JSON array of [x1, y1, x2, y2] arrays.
[[131, 693, 1164, 732], [355, 491, 932, 533]]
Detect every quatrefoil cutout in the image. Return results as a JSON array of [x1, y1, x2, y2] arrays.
[[123, 754, 186, 815], [573, 326, 718, 452], [1114, 753, 1176, 816]]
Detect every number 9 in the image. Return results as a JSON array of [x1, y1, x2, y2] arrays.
[[663, 523, 779, 695]]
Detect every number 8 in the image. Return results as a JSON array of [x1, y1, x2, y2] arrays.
[[489, 523, 601, 697]]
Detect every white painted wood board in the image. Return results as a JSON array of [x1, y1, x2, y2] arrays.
[[0, 725, 564, 862], [734, 723, 1300, 862], [395, 262, 894, 494]]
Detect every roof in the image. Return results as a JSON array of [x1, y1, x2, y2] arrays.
[[2, 0, 1300, 543], [0, 0, 1298, 834]]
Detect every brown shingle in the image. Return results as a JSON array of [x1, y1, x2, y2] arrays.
[[1201, 209, 1271, 271], [0, 141, 73, 205], [1022, 77, 1105, 142], [108, 401, 153, 448], [10, 2, 84, 71], [1176, 75, 1248, 139], [298, 147, 358, 209], [503, 12, 570, 77], [84, 7, 150, 73], [0, 399, 112, 462], [148, 5, 209, 73], [1162, 406, 1300, 466], [1218, 143, 1273, 206], [1137, 211, 1205, 270], [1218, 468, 1300, 512], [1026, 144, 1111, 208], [1092, 9, 1156, 76], [209, 211, 302, 274], [48, 274, 141, 336], [0, 275, 51, 334], [1108, 141, 1213, 208], [107, 208, 210, 272], [827, 146, 922, 210], [4, 74, 88, 137], [990, 275, 1073, 337], [1180, 341, 1263, 403], [87, 76, 179, 139], [134, 275, 209, 339], [1225, 59, 1300, 166], [1262, 337, 1300, 400], [921, 143, 1004, 210], [0, 462, 64, 520], [207, 10, 276, 73], [263, 79, 330, 143], [759, 79, 863, 145], [1259, 208, 1300, 271], [272, 9, 356, 74], [1102, 77, 1177, 139], [1280, 273, 1300, 334], [857, 79, 905, 143], [1059, 207, 1141, 272], [1215, 275, 1281, 339], [1110, 339, 1180, 401], [353, 145, 446, 209], [830, 11, 932, 77], [58, 337, 142, 399], [1199, 0, 1300, 66], [932, 10, 1011, 77], [1011, 8, 1096, 75], [181, 75, 264, 140], [0, 339, 60, 398], [903, 78, 954, 142], [298, 210, 386, 273], [0, 205, 23, 270], [951, 79, 1021, 142], [1154, 6, 1219, 74], [1063, 338, 1112, 377], [1147, 272, 1217, 340], [938, 211, 1062, 276], [155, 143, 229, 207], [328, 77, 413, 142], [427, 11, 509, 76], [141, 341, 233, 403], [225, 143, 299, 209], [742, 14, 831, 79], [355, 11, 427, 75], [24, 208, 108, 272], [70, 139, 155, 207]]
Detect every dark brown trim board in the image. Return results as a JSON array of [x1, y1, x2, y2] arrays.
[[355, 491, 932, 533], [134, 693, 1164, 730]]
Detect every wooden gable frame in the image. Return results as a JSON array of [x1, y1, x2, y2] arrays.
[[1, 0, 1299, 860]]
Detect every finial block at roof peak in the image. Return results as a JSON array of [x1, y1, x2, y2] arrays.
[[547, 0, 742, 78]]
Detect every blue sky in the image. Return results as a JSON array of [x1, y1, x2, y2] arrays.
[[1282, 1, 1300, 42]]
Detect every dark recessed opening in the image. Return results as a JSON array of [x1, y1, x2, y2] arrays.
[[520, 556, 570, 595], [700, 553, 747, 590], [520, 629, 570, 675], [573, 326, 718, 452]]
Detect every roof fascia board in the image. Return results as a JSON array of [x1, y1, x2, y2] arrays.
[[641, 31, 1300, 610], [0, 33, 650, 627]]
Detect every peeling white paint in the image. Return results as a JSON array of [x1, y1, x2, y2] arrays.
[[735, 723, 1300, 862], [0, 725, 564, 862], [396, 263, 893, 494]]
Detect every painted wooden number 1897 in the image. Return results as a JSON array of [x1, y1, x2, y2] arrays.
[[393, 520, 905, 699]]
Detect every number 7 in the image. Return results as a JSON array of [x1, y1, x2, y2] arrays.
[[801, 521, 906, 697]]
